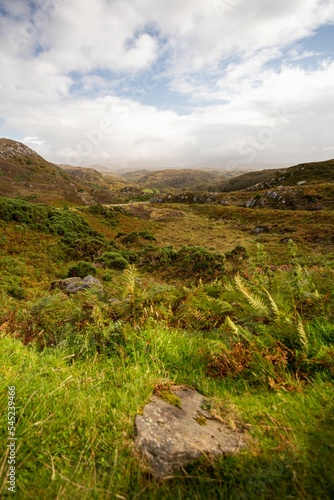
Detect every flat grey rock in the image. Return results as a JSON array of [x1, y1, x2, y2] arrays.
[[51, 275, 103, 294], [135, 386, 245, 478]]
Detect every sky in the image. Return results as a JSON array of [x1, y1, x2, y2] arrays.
[[0, 0, 334, 170]]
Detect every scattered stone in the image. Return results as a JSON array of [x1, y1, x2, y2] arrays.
[[155, 210, 185, 221], [245, 198, 258, 208], [109, 297, 122, 305], [297, 180, 306, 185], [126, 205, 152, 220], [135, 386, 246, 478], [265, 190, 282, 200], [150, 196, 165, 203], [51, 275, 104, 294], [252, 226, 272, 234]]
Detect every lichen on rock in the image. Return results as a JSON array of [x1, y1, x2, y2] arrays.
[[135, 386, 246, 478]]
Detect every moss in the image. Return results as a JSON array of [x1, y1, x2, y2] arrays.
[[195, 415, 207, 425], [159, 390, 182, 409]]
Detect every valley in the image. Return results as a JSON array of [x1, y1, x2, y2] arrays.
[[0, 140, 333, 499]]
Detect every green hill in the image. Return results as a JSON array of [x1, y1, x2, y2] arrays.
[[217, 159, 334, 192], [122, 168, 238, 191], [0, 138, 333, 497], [0, 138, 135, 204]]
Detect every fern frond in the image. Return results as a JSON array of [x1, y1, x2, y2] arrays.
[[224, 283, 235, 293], [122, 264, 138, 298], [193, 309, 206, 323], [226, 316, 240, 335], [297, 318, 308, 350], [208, 340, 226, 355], [234, 275, 270, 315], [225, 316, 252, 342], [265, 290, 280, 317]]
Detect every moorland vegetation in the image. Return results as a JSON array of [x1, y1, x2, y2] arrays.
[[0, 141, 333, 499]]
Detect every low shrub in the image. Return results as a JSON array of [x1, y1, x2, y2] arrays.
[[62, 234, 107, 260], [177, 246, 225, 276], [85, 204, 116, 227], [122, 231, 156, 244], [0, 197, 96, 237], [6, 284, 25, 300], [97, 252, 128, 270], [67, 262, 96, 278], [225, 245, 249, 273], [140, 245, 225, 280]]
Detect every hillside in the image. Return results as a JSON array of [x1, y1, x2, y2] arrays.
[[0, 191, 333, 498], [217, 159, 334, 192], [150, 158, 334, 211], [122, 168, 239, 191], [58, 165, 138, 203], [2, 139, 334, 212], [59, 164, 130, 189], [0, 143, 333, 497], [0, 139, 136, 204], [0, 138, 86, 204]]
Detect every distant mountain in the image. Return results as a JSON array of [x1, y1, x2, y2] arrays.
[[122, 168, 241, 191], [149, 158, 334, 211], [180, 161, 289, 171], [0, 138, 134, 204]]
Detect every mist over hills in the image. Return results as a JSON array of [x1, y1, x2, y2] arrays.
[[1, 138, 334, 209]]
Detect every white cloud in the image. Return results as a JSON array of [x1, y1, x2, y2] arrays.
[[0, 0, 333, 168]]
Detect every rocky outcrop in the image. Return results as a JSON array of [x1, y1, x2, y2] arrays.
[[135, 386, 246, 478], [51, 275, 104, 294]]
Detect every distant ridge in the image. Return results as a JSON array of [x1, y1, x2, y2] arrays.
[[122, 168, 245, 192], [216, 159, 334, 192]]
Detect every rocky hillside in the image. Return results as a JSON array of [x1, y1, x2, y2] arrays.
[[217, 159, 334, 192], [151, 158, 334, 211], [0, 139, 134, 204]]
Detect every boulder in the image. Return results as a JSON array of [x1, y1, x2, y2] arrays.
[[51, 275, 104, 294], [135, 386, 246, 478]]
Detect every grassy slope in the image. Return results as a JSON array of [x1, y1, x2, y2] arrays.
[[59, 165, 133, 192], [0, 195, 333, 498], [0, 330, 333, 499], [0, 139, 136, 205]]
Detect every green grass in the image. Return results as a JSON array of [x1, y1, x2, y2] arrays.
[[0, 324, 333, 499], [0, 195, 333, 498]]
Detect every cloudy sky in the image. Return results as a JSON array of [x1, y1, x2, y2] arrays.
[[0, 0, 333, 170]]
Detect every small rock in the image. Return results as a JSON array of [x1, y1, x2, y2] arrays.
[[245, 198, 258, 208], [252, 226, 272, 234], [51, 275, 104, 294], [135, 386, 246, 478]]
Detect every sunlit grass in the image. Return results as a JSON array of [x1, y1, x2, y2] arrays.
[[0, 197, 333, 498]]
